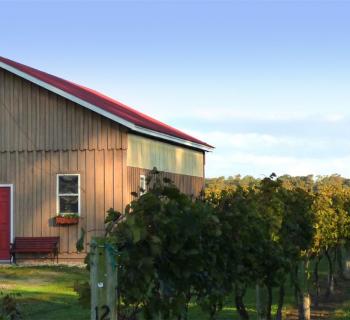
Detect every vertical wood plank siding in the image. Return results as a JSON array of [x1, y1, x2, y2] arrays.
[[0, 69, 127, 152], [0, 150, 126, 258], [126, 167, 205, 205], [0, 68, 128, 259], [0, 67, 206, 260]]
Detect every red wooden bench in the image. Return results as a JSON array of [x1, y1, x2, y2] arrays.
[[10, 237, 60, 263]]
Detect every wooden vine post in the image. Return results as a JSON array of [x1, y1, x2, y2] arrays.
[[90, 237, 118, 320]]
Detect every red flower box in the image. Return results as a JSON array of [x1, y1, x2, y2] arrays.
[[55, 215, 79, 225]]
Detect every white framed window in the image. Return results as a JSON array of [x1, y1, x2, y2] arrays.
[[140, 175, 146, 196], [57, 174, 80, 215]]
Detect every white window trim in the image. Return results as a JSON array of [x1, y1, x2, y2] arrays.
[[140, 175, 146, 196], [56, 174, 80, 215]]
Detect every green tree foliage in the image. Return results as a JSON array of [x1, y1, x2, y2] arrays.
[[207, 185, 264, 319], [310, 176, 350, 301], [205, 175, 259, 200], [209, 175, 315, 320], [206, 174, 350, 320], [105, 171, 222, 320], [75, 172, 350, 320]]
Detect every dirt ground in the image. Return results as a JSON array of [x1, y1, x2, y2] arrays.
[[285, 279, 350, 320]]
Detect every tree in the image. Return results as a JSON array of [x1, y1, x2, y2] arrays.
[[312, 177, 350, 299], [207, 174, 315, 320], [253, 176, 314, 320], [74, 172, 350, 320], [280, 186, 315, 320], [210, 186, 264, 320], [105, 171, 222, 320]]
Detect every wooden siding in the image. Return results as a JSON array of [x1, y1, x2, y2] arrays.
[[0, 66, 207, 260], [0, 150, 127, 258], [126, 166, 204, 204], [127, 134, 204, 177], [0, 68, 127, 152]]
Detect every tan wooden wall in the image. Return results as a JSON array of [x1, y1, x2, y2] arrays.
[[0, 67, 206, 261], [0, 68, 129, 260], [0, 150, 127, 259], [0, 68, 127, 152], [126, 166, 204, 205]]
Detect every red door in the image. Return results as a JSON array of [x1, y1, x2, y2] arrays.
[[0, 187, 11, 260]]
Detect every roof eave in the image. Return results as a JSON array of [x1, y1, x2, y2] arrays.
[[133, 125, 214, 152], [0, 61, 214, 152]]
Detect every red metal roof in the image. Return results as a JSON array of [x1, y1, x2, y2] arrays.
[[0, 56, 213, 150]]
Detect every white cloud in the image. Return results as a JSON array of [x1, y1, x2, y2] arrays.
[[189, 108, 310, 122], [321, 113, 345, 123], [183, 130, 340, 151], [173, 107, 347, 124], [176, 129, 350, 178], [193, 131, 313, 149]]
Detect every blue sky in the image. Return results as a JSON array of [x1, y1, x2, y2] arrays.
[[1, 1, 350, 178]]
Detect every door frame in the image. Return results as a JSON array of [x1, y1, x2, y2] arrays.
[[0, 184, 14, 262]]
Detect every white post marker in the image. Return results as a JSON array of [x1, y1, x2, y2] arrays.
[[90, 238, 118, 320]]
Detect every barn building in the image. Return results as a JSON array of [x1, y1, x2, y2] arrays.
[[0, 57, 213, 262]]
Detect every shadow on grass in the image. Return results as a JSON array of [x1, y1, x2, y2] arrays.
[[0, 265, 90, 320], [187, 287, 297, 320], [19, 297, 89, 320], [4, 290, 89, 320]]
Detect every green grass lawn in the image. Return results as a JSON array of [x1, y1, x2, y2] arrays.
[[1, 263, 350, 319], [0, 264, 293, 320], [0, 265, 89, 320]]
